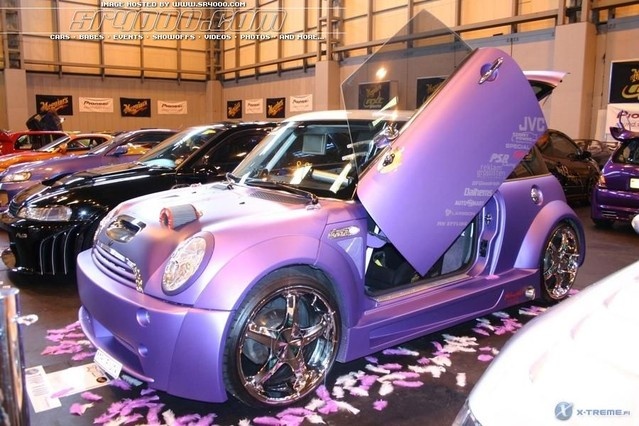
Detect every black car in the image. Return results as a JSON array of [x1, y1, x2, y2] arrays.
[[0, 122, 275, 276], [536, 128, 600, 204], [573, 137, 617, 169]]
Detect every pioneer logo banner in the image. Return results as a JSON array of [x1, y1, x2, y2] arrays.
[[79, 97, 114, 113], [36, 94, 73, 115], [120, 97, 151, 117], [158, 100, 187, 115], [290, 94, 312, 112]]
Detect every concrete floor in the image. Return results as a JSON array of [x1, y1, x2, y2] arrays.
[[4, 205, 639, 426]]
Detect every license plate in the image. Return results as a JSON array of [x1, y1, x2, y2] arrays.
[[631, 178, 639, 189], [94, 348, 122, 379]]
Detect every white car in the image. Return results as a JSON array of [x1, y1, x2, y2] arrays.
[[454, 254, 639, 425]]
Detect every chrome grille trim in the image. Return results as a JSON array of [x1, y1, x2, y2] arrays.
[[93, 241, 141, 289]]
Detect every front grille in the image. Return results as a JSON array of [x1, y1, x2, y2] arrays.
[[93, 241, 141, 290], [37, 226, 83, 275], [8, 200, 20, 217]]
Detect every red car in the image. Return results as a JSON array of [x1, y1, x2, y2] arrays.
[[0, 130, 68, 155]]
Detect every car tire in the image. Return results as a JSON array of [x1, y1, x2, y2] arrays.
[[541, 222, 580, 302], [223, 269, 341, 407]]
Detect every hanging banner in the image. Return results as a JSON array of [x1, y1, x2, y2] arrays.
[[358, 81, 391, 110], [120, 97, 151, 117], [416, 77, 445, 107], [157, 100, 187, 115], [245, 99, 263, 114], [79, 97, 114, 113], [35, 94, 73, 115], [266, 97, 286, 119], [605, 103, 639, 140], [609, 60, 639, 104], [290, 94, 313, 112], [226, 100, 242, 119]]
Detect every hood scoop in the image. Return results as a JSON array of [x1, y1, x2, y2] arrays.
[[106, 214, 146, 243], [159, 204, 201, 230]]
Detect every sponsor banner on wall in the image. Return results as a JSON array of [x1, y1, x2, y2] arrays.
[[79, 97, 114, 113], [227, 100, 242, 119], [36, 94, 73, 115], [416, 77, 445, 107], [358, 81, 391, 110], [120, 97, 151, 117], [605, 103, 639, 141], [609, 60, 639, 104], [158, 100, 187, 115], [245, 99, 263, 114], [266, 97, 286, 119], [290, 94, 313, 112]]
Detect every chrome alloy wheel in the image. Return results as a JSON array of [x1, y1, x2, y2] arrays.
[[542, 223, 580, 301], [232, 281, 339, 406]]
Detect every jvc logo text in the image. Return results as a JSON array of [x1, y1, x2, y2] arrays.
[[519, 116, 545, 132]]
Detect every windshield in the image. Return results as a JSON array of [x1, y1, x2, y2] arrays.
[[136, 125, 224, 168], [38, 135, 71, 152], [233, 116, 403, 199], [342, 11, 472, 163], [231, 11, 472, 202]]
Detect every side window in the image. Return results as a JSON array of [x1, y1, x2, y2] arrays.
[[193, 132, 265, 170], [507, 146, 549, 179], [124, 132, 173, 156], [547, 132, 578, 157], [15, 135, 31, 150], [208, 133, 263, 165]]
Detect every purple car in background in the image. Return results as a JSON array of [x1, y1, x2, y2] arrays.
[[0, 128, 177, 210], [77, 12, 585, 407], [591, 124, 639, 227]]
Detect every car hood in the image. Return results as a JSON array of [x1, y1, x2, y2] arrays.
[[468, 261, 639, 425], [356, 47, 546, 276], [49, 161, 160, 187]]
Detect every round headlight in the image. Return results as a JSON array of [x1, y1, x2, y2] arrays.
[[2, 171, 31, 183], [162, 235, 208, 294], [16, 205, 72, 221]]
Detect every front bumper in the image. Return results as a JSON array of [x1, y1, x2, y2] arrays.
[[0, 211, 92, 275], [591, 187, 639, 222], [77, 249, 232, 403]]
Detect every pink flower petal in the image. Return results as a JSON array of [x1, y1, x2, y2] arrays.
[[69, 402, 92, 415], [81, 391, 103, 401], [478, 354, 494, 362], [373, 399, 388, 411]]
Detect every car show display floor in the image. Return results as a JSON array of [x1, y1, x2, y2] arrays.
[[4, 206, 639, 426]]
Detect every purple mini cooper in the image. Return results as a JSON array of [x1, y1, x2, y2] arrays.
[[77, 13, 585, 407]]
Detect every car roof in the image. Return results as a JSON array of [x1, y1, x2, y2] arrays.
[[283, 110, 414, 123]]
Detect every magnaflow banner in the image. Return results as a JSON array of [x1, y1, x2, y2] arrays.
[[79, 97, 114, 113], [358, 81, 391, 110], [609, 60, 639, 103], [35, 94, 73, 115], [120, 97, 151, 117]]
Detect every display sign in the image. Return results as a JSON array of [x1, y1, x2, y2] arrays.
[[35, 94, 73, 115], [266, 97, 286, 118], [120, 97, 151, 117], [358, 81, 391, 110], [609, 60, 639, 103], [79, 97, 114, 113], [290, 94, 313, 112], [416, 77, 445, 107], [605, 103, 639, 140], [245, 98, 263, 114], [157, 100, 187, 115], [227, 100, 242, 119]]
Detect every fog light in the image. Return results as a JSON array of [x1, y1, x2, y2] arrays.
[[136, 309, 150, 327], [525, 286, 536, 299], [530, 186, 542, 204]]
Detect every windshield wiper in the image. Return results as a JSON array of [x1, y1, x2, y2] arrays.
[[244, 179, 318, 205], [225, 172, 240, 189]]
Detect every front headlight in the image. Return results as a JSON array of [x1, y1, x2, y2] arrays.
[[16, 205, 72, 221], [162, 235, 210, 294], [2, 171, 31, 183]]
